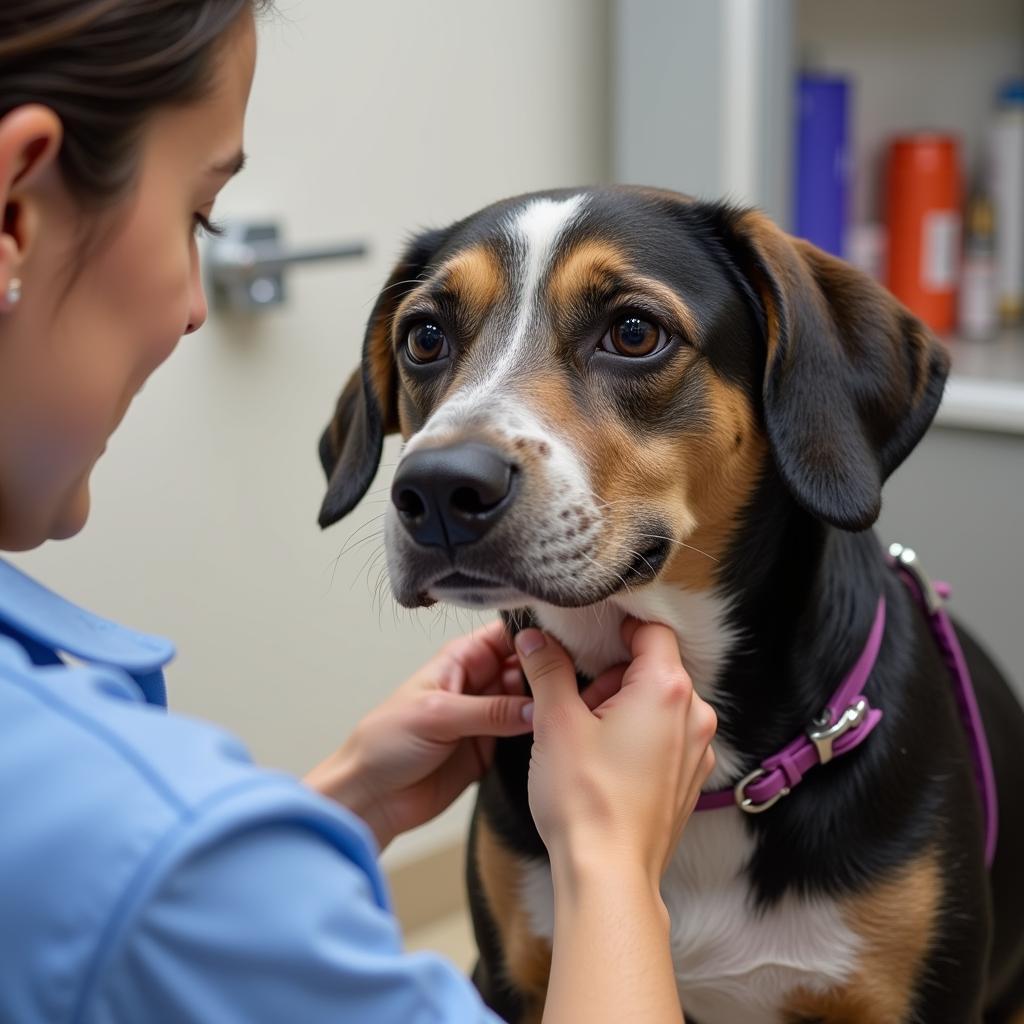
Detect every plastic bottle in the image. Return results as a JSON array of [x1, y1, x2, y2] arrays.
[[794, 74, 850, 259], [959, 186, 999, 342], [990, 79, 1024, 326], [885, 134, 962, 334]]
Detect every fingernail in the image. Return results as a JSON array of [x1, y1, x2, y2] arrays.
[[515, 629, 546, 658], [521, 701, 535, 723]]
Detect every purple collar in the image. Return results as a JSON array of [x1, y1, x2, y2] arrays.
[[694, 544, 998, 869]]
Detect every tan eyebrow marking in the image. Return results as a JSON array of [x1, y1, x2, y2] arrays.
[[547, 239, 702, 339], [625, 275, 702, 338], [547, 239, 631, 312], [393, 244, 505, 332], [441, 245, 505, 327]]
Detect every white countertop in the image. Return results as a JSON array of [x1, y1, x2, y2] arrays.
[[936, 329, 1024, 435]]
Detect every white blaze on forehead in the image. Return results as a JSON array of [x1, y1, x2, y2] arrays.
[[502, 194, 588, 370], [404, 193, 587, 453]]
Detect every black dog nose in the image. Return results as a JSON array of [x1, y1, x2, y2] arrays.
[[391, 442, 517, 548]]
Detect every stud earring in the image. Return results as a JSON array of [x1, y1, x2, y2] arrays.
[[4, 277, 22, 308]]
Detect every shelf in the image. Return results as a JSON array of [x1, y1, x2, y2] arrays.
[[936, 329, 1024, 435]]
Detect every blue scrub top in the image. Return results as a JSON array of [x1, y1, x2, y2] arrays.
[[0, 558, 500, 1023]]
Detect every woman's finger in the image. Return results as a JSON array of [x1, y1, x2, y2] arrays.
[[619, 620, 691, 697], [419, 691, 535, 741], [436, 620, 514, 694], [514, 629, 582, 723], [621, 618, 683, 666], [501, 662, 526, 694], [580, 664, 627, 711]]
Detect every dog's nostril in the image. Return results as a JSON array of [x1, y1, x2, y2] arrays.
[[396, 488, 427, 520], [452, 486, 497, 516]]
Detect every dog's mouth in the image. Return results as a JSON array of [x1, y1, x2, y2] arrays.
[[411, 537, 672, 610], [435, 571, 504, 590], [423, 569, 532, 609]]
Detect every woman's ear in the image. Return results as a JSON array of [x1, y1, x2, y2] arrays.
[[706, 205, 949, 531], [318, 226, 453, 529], [0, 106, 63, 310]]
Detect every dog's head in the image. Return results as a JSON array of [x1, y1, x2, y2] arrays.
[[318, 187, 948, 611]]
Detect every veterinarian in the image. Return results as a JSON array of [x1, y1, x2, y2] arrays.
[[0, 2, 717, 1022]]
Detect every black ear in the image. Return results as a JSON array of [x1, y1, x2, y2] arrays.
[[711, 207, 949, 531], [318, 227, 452, 529]]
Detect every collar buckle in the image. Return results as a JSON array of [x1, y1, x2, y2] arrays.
[[734, 768, 791, 814]]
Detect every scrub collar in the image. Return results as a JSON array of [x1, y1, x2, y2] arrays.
[[0, 558, 175, 707]]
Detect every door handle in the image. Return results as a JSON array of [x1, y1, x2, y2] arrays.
[[205, 221, 368, 312]]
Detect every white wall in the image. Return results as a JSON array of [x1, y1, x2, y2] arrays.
[[13, 0, 610, 864]]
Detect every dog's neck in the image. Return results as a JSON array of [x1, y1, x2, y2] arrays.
[[717, 500, 888, 766], [531, 480, 888, 784]]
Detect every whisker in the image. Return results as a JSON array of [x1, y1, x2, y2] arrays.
[[358, 546, 387, 593], [620, 545, 658, 579], [578, 547, 633, 600], [338, 531, 387, 562], [327, 523, 385, 591], [331, 514, 386, 560], [371, 566, 390, 623]]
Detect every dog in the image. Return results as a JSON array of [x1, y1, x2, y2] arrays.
[[317, 186, 1024, 1023]]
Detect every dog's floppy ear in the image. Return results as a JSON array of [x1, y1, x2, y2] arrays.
[[713, 207, 949, 531], [318, 227, 451, 529]]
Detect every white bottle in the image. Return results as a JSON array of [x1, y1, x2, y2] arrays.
[[990, 80, 1024, 326], [959, 189, 998, 342]]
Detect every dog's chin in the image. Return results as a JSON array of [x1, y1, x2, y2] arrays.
[[392, 570, 596, 611], [391, 539, 672, 611], [427, 572, 535, 610]]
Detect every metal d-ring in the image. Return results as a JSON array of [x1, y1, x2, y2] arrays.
[[888, 542, 944, 614], [734, 767, 790, 814]]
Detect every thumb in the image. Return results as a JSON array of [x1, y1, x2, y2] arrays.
[[514, 629, 582, 720]]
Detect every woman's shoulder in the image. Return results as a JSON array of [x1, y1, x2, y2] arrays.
[[0, 560, 376, 858], [0, 633, 394, 1022], [0, 626, 381, 859], [0, 627, 380, 851], [1, 628, 262, 811], [0, 557, 175, 697]]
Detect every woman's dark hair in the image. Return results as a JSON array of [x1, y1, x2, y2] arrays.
[[0, 0, 268, 205]]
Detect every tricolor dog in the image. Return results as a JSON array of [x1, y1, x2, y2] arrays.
[[317, 187, 1024, 1023]]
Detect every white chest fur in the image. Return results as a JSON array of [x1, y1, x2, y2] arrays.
[[519, 811, 860, 1023], [527, 585, 861, 1022]]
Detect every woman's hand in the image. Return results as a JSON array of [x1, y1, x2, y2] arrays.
[[516, 618, 717, 1024], [519, 618, 717, 885], [305, 620, 533, 849]]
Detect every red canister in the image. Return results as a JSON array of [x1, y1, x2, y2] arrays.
[[884, 134, 962, 333]]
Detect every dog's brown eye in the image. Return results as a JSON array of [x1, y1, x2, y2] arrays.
[[603, 315, 665, 357], [407, 322, 449, 363]]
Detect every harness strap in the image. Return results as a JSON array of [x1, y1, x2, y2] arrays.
[[888, 547, 998, 868]]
